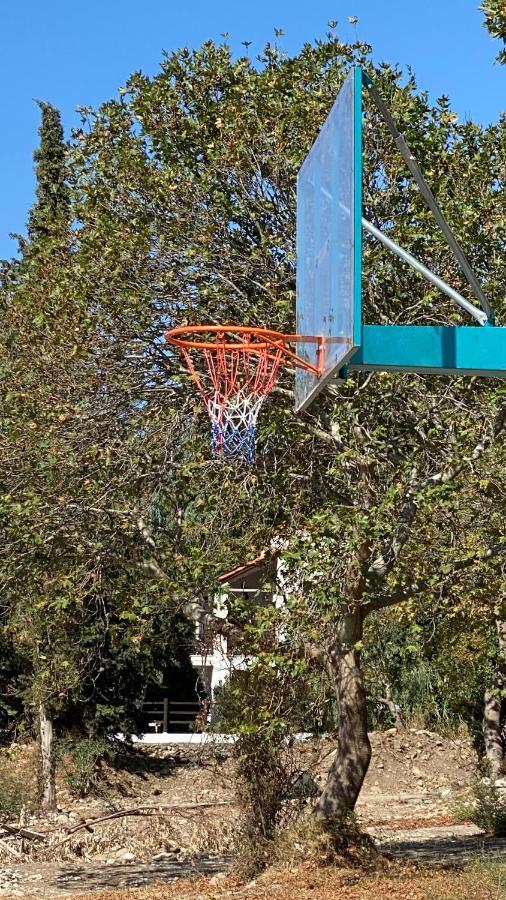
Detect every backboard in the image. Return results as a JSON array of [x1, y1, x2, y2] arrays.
[[295, 67, 362, 412]]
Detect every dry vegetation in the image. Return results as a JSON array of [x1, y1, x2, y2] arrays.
[[57, 860, 506, 900], [0, 733, 503, 899], [0, 731, 479, 866]]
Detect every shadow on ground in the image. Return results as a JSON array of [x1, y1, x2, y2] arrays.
[[51, 835, 506, 895], [55, 854, 235, 892], [381, 832, 506, 866]]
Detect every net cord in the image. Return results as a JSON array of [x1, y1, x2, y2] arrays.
[[180, 339, 284, 461]]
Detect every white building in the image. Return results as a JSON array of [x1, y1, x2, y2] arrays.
[[139, 553, 279, 734], [190, 554, 275, 714]]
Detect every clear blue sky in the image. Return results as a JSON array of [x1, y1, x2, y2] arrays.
[[0, 1, 503, 259]]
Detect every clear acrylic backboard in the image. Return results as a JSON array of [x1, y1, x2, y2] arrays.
[[295, 67, 362, 412]]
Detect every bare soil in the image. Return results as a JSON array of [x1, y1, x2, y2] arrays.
[[0, 728, 502, 899]]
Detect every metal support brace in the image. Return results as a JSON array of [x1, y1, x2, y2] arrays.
[[363, 74, 495, 324], [362, 218, 487, 326]]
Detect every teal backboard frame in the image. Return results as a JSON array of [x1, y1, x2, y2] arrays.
[[295, 66, 505, 410], [351, 324, 506, 377]]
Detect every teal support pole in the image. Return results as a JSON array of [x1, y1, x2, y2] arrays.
[[349, 325, 506, 377], [353, 66, 362, 349]]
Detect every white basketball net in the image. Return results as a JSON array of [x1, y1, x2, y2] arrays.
[[181, 341, 284, 462]]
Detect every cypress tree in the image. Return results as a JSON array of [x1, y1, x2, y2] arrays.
[[27, 102, 69, 242]]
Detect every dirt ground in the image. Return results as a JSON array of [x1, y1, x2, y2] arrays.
[[0, 728, 504, 899], [70, 861, 506, 900]]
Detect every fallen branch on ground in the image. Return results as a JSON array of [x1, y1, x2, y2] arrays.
[[0, 837, 22, 858], [0, 823, 47, 841], [59, 801, 236, 843]]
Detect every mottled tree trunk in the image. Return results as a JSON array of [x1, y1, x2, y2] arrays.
[[378, 682, 403, 729], [483, 606, 506, 776], [314, 609, 371, 820], [39, 703, 56, 811]]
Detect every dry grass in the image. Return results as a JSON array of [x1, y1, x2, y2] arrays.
[[0, 813, 240, 865], [0, 743, 39, 819]]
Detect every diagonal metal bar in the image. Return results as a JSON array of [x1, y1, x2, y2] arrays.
[[363, 73, 495, 324], [362, 217, 487, 325]]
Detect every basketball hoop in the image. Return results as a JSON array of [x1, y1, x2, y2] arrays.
[[164, 325, 323, 462]]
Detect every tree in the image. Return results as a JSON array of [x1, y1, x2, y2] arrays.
[[67, 36, 505, 821], [1, 99, 72, 808], [0, 103, 202, 808], [480, 0, 506, 63], [0, 223, 208, 805], [27, 102, 70, 242], [3, 35, 504, 826]]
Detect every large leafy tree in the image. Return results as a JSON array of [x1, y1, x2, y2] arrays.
[[0, 104, 202, 808], [67, 35, 505, 820], [2, 34, 504, 823]]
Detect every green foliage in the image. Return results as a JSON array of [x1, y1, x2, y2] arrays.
[[27, 102, 70, 242], [68, 32, 503, 809], [1, 83, 200, 743], [480, 1, 506, 63], [396, 659, 458, 730], [56, 737, 114, 798], [363, 611, 492, 734], [0, 631, 30, 736], [0, 28, 504, 822], [213, 605, 335, 736], [71, 613, 196, 737], [455, 779, 506, 835]]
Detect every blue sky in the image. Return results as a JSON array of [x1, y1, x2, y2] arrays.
[[0, 1, 503, 259]]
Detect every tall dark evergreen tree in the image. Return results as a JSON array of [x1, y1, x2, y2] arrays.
[[2, 102, 71, 809], [27, 102, 69, 242]]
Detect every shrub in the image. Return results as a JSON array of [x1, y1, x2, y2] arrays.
[[0, 769, 35, 820], [57, 737, 114, 798], [274, 813, 378, 872], [454, 779, 506, 836], [234, 733, 287, 874]]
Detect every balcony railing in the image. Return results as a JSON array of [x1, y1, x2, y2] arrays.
[[141, 698, 210, 733]]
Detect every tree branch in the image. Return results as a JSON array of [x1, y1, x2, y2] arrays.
[[59, 802, 234, 844], [366, 404, 506, 585], [289, 418, 346, 451], [364, 541, 506, 614]]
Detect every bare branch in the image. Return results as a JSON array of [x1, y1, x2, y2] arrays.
[[289, 418, 346, 451], [59, 802, 235, 843], [366, 468, 419, 580]]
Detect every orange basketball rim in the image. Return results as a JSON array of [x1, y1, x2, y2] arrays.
[[164, 325, 324, 462]]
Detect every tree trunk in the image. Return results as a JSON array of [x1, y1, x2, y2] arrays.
[[39, 703, 56, 811], [483, 605, 506, 776], [314, 609, 371, 820], [378, 681, 403, 729]]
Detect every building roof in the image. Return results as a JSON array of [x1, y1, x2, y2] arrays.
[[218, 553, 266, 584]]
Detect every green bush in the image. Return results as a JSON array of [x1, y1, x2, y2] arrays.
[[57, 737, 114, 798], [455, 779, 506, 836]]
